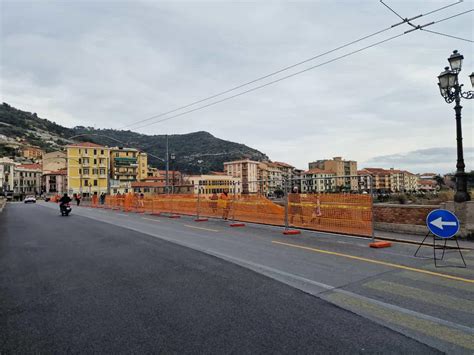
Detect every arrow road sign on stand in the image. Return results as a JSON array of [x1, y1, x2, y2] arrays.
[[426, 209, 460, 239]]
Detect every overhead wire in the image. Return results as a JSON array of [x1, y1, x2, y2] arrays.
[[130, 8, 473, 131], [119, 1, 463, 130], [421, 29, 473, 43]]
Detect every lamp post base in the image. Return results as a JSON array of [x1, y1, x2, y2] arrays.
[[454, 172, 471, 203]]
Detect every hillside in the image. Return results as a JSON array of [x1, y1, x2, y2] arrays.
[[0, 103, 268, 173]]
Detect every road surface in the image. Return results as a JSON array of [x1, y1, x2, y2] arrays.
[[1, 202, 473, 353]]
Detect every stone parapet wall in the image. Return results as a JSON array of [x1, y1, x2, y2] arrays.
[[374, 204, 438, 226]]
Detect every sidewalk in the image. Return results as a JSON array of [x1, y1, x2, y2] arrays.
[[375, 229, 474, 250]]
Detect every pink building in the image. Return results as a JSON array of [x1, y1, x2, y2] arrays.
[[43, 169, 68, 195]]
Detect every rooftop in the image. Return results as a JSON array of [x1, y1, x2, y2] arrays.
[[66, 142, 105, 148]]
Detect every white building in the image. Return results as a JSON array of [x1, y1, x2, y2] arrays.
[[301, 169, 336, 193], [0, 157, 16, 194]]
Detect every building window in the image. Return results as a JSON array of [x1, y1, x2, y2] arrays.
[[84, 179, 89, 186], [85, 149, 88, 154], [83, 168, 90, 175], [93, 180, 98, 186], [94, 159, 97, 165], [93, 149, 97, 155], [92, 168, 98, 175]]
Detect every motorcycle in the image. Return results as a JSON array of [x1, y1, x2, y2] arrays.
[[60, 203, 72, 216]]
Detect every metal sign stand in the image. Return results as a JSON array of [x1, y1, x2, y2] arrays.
[[415, 209, 466, 268], [414, 232, 466, 268]]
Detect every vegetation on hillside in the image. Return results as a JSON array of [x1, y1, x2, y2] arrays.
[[0, 103, 268, 173]]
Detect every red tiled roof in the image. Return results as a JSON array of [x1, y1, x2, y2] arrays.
[[67, 142, 104, 148], [17, 163, 42, 170], [144, 176, 164, 181], [131, 181, 165, 187]]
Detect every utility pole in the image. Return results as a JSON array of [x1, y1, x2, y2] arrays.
[[165, 134, 169, 194]]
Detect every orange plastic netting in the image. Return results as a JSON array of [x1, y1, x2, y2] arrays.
[[95, 192, 372, 237]]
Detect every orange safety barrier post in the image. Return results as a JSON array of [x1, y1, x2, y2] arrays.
[[91, 193, 98, 208]]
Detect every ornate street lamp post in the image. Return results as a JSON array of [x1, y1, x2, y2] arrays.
[[437, 50, 474, 203]]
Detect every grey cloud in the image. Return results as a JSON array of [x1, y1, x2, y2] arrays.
[[1, 0, 473, 170], [363, 147, 474, 174]]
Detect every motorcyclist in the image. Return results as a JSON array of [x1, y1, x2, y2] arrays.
[[59, 193, 72, 212]]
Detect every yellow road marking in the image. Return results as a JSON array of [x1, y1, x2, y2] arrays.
[[272, 240, 474, 284], [364, 280, 474, 313], [142, 217, 160, 222], [327, 292, 474, 350], [184, 224, 220, 232]]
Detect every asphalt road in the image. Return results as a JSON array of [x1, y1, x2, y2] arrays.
[[0, 202, 443, 354]]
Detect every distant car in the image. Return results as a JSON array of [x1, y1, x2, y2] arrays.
[[24, 195, 36, 203]]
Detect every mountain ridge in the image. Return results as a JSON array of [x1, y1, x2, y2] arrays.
[[0, 103, 269, 173]]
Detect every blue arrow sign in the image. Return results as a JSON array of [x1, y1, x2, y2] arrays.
[[426, 209, 460, 239]]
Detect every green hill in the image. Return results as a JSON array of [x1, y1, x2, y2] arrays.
[[0, 103, 268, 173]]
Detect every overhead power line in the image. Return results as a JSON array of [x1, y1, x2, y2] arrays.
[[421, 28, 473, 43], [129, 8, 473, 131], [120, 1, 462, 130]]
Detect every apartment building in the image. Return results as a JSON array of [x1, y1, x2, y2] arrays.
[[301, 168, 336, 193], [224, 159, 259, 194], [309, 157, 358, 191], [13, 163, 42, 196], [66, 142, 110, 195], [109, 147, 148, 193], [257, 162, 284, 196], [43, 151, 67, 173], [22, 145, 43, 160], [185, 173, 241, 196], [0, 157, 16, 193], [360, 168, 391, 192], [43, 169, 67, 195], [360, 168, 419, 193]]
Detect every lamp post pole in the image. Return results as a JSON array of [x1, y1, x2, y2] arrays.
[[437, 50, 474, 203]]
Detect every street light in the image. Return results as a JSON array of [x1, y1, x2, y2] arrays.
[[437, 50, 474, 203]]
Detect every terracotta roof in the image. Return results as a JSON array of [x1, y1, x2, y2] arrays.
[[17, 163, 42, 170], [67, 142, 104, 148], [131, 181, 165, 187]]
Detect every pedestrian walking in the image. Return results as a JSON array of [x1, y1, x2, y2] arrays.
[[219, 189, 230, 220], [289, 186, 304, 225]]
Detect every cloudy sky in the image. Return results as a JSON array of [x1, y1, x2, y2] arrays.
[[1, 0, 473, 173]]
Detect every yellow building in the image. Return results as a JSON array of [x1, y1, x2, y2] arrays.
[[185, 173, 241, 196], [66, 142, 110, 195]]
